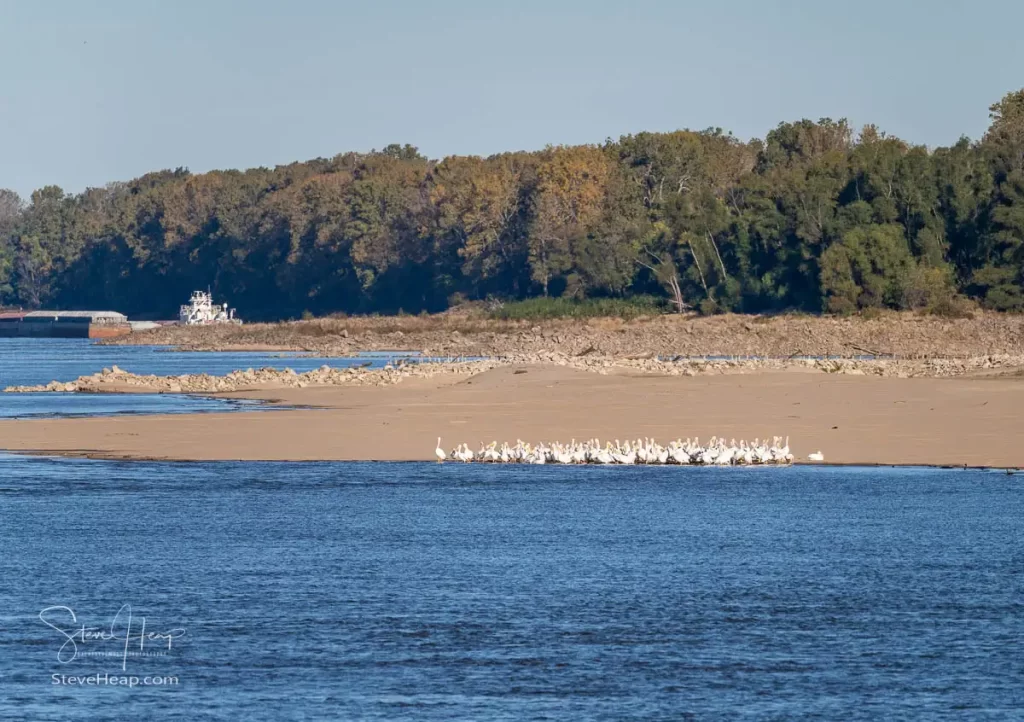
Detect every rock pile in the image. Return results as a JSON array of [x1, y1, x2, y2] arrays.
[[501, 352, 1024, 378], [3, 360, 500, 394], [100, 310, 1024, 360], [6, 354, 1024, 395]]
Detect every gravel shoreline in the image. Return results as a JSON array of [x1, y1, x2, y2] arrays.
[[99, 311, 1024, 360], [8, 352, 1024, 394]]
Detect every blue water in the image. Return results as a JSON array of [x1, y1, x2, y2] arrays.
[[0, 457, 1021, 720], [0, 339, 419, 419]]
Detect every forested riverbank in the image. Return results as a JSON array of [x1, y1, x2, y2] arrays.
[[2, 90, 1023, 320]]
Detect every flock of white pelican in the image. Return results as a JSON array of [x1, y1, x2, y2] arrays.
[[435, 436, 811, 466]]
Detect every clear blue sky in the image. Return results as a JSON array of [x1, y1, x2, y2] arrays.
[[1, 0, 1021, 199]]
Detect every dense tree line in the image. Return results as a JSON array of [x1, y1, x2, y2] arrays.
[[1, 90, 1023, 320]]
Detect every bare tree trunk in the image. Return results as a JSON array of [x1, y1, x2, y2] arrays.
[[635, 250, 689, 313], [687, 240, 711, 300], [667, 272, 684, 312], [706, 229, 728, 280]]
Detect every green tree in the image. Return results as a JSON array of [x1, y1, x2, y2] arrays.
[[985, 89, 1024, 177], [819, 224, 914, 312], [10, 186, 80, 308], [0, 189, 22, 301]]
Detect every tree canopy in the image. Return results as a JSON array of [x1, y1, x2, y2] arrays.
[[2, 90, 1024, 319]]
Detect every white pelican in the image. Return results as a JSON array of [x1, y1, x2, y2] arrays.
[[432, 435, 799, 467], [807, 451, 824, 462]]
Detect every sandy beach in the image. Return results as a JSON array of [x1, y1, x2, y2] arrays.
[[2, 364, 1024, 467]]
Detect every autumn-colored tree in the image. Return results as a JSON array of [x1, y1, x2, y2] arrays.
[[429, 153, 532, 296], [345, 150, 431, 306], [530, 145, 611, 295], [2, 91, 1023, 317]]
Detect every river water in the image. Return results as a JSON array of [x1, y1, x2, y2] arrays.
[[0, 460, 1021, 720], [0, 342, 1022, 720], [0, 339, 417, 419]]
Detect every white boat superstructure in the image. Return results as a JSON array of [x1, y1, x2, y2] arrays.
[[179, 290, 241, 326]]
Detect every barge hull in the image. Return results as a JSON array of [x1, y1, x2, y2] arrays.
[[0, 310, 133, 339], [87, 325, 133, 339], [0, 322, 132, 339]]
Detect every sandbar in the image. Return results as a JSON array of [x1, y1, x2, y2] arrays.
[[1, 365, 1023, 467]]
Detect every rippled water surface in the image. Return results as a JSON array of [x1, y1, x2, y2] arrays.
[[1, 457, 1021, 720], [0, 339, 417, 418]]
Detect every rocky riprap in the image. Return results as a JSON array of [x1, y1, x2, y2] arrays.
[[3, 360, 500, 394], [6, 354, 1024, 395], [520, 352, 1024, 378], [99, 310, 1024, 360]]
